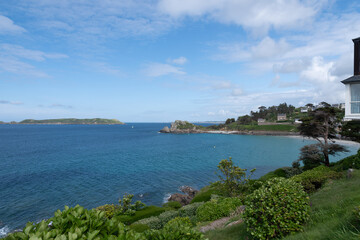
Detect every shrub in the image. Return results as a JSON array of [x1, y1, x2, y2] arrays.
[[96, 194, 146, 218], [331, 151, 360, 171], [5, 205, 146, 240], [191, 187, 216, 203], [158, 210, 179, 226], [145, 217, 206, 240], [260, 167, 302, 181], [166, 217, 192, 228], [292, 165, 342, 193], [136, 216, 162, 230], [129, 223, 150, 233], [216, 157, 255, 197], [116, 205, 165, 225], [162, 201, 182, 210], [244, 178, 310, 240], [95, 203, 119, 219], [178, 202, 204, 218], [196, 197, 242, 222]]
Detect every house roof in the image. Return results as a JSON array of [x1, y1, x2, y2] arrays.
[[341, 75, 360, 84], [353, 37, 360, 43]]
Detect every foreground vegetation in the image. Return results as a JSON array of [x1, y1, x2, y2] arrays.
[[3, 149, 360, 239]]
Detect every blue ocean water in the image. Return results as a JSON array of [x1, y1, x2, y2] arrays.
[[0, 123, 358, 236]]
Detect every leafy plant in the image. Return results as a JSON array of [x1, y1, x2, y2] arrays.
[[291, 165, 342, 192], [216, 157, 255, 196], [330, 150, 360, 171], [244, 178, 310, 240], [178, 202, 204, 218], [134, 216, 162, 230], [196, 197, 242, 222]]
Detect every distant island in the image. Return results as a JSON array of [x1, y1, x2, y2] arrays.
[[1, 118, 124, 125]]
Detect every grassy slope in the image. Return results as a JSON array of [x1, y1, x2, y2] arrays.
[[19, 118, 124, 124], [205, 170, 360, 240]]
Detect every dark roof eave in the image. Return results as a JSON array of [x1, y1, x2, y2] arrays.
[[341, 75, 360, 84]]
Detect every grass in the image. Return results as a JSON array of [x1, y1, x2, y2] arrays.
[[191, 186, 217, 203], [116, 205, 166, 225], [205, 170, 360, 240]]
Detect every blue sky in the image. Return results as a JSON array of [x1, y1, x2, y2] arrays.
[[0, 0, 359, 122]]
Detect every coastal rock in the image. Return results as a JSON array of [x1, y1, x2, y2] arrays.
[[168, 193, 192, 206], [159, 126, 170, 133], [180, 186, 199, 198]]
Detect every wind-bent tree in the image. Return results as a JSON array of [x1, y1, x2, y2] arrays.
[[298, 107, 348, 166]]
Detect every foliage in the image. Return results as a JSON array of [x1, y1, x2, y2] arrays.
[[244, 178, 309, 240], [178, 202, 204, 218], [166, 217, 192, 228], [191, 186, 217, 203], [296, 143, 348, 170], [237, 115, 254, 125], [291, 165, 342, 193], [208, 123, 297, 132], [4, 205, 146, 240], [95, 204, 119, 219], [196, 197, 242, 222], [225, 118, 235, 124], [116, 205, 165, 225], [129, 224, 150, 233], [216, 157, 255, 196], [96, 194, 145, 219], [145, 217, 206, 240], [157, 210, 179, 227], [162, 201, 182, 210], [330, 149, 360, 171], [135, 216, 163, 230], [341, 121, 360, 142], [298, 106, 347, 166], [259, 167, 302, 181]]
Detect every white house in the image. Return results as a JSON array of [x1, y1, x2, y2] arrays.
[[342, 37, 360, 121]]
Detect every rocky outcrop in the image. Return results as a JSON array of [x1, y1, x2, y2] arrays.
[[160, 120, 204, 134], [168, 185, 199, 206], [180, 186, 199, 198], [159, 126, 170, 133], [168, 193, 192, 206]]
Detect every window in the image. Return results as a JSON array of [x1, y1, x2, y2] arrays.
[[351, 83, 360, 114]]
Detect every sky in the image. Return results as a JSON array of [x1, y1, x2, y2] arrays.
[[0, 0, 360, 122]]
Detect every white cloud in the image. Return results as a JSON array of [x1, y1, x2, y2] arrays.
[[0, 57, 49, 78], [158, 0, 321, 34], [0, 44, 68, 61], [0, 15, 26, 34], [231, 88, 243, 96], [143, 63, 186, 77], [169, 56, 187, 65]]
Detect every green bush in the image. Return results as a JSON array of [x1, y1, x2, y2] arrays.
[[129, 223, 150, 233], [291, 165, 342, 193], [136, 216, 162, 230], [166, 217, 192, 228], [95, 203, 119, 219], [144, 217, 206, 240], [244, 178, 310, 240], [196, 197, 242, 222], [260, 167, 302, 181], [162, 201, 182, 209], [331, 152, 360, 171], [116, 205, 165, 225], [5, 205, 146, 240], [178, 202, 204, 218], [191, 187, 216, 203], [158, 210, 179, 226]]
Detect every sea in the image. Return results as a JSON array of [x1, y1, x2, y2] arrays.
[[0, 123, 359, 236]]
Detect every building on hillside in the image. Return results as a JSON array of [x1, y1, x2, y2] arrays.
[[340, 103, 345, 109], [300, 107, 308, 113], [342, 37, 360, 121], [277, 113, 287, 121], [257, 118, 266, 123]]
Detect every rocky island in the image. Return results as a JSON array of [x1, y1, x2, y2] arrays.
[[160, 120, 299, 136], [9, 118, 124, 125]]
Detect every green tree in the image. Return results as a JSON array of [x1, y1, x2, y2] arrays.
[[341, 121, 360, 142], [298, 107, 348, 166], [216, 157, 255, 196]]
